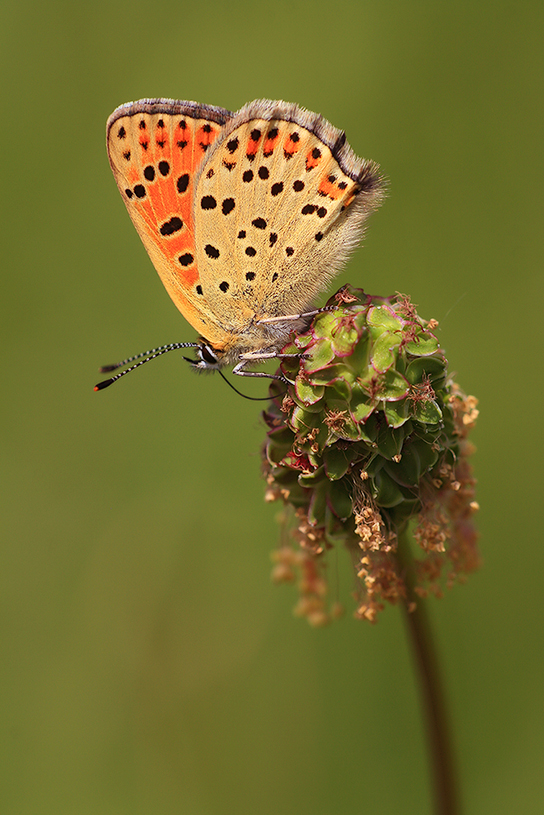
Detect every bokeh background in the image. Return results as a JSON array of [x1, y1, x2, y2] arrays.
[[2, 1, 543, 813]]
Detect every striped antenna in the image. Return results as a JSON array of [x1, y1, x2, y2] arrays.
[[94, 342, 199, 390]]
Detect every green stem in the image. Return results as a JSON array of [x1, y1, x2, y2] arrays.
[[395, 528, 461, 815]]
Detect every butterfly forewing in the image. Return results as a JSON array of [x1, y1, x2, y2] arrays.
[[106, 99, 233, 339]]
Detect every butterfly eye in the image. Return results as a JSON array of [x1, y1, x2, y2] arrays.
[[200, 344, 220, 366]]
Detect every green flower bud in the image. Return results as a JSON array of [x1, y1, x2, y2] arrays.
[[263, 286, 479, 624]]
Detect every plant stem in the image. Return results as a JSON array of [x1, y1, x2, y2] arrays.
[[395, 528, 460, 815]]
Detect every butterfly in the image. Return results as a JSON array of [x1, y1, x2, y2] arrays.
[[97, 98, 383, 390]]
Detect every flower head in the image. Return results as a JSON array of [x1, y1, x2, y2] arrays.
[[263, 286, 479, 624]]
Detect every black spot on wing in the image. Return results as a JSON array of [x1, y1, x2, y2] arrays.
[[205, 244, 220, 259], [177, 174, 189, 193], [160, 217, 183, 236], [201, 195, 217, 210]]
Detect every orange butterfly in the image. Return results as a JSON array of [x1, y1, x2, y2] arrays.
[[97, 98, 383, 390]]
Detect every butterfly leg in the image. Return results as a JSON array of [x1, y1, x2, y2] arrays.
[[231, 362, 284, 381], [256, 306, 334, 326], [233, 351, 306, 380], [238, 351, 305, 363]]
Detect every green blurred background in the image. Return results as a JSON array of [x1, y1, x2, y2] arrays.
[[2, 1, 543, 813]]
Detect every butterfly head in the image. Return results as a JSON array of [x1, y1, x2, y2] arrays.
[[183, 341, 225, 372]]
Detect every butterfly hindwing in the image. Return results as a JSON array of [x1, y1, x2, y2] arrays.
[[193, 100, 383, 330]]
